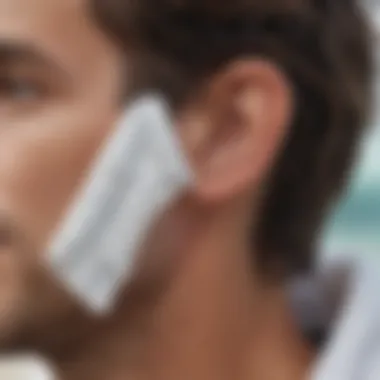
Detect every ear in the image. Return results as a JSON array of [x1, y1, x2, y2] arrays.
[[178, 59, 294, 204]]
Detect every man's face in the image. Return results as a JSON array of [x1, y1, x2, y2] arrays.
[[0, 0, 124, 348], [0, 0, 293, 355]]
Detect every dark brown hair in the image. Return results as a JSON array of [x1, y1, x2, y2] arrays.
[[92, 0, 373, 276]]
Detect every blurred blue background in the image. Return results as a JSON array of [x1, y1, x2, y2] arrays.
[[323, 124, 380, 255]]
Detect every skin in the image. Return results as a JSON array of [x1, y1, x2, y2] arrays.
[[0, 0, 313, 379]]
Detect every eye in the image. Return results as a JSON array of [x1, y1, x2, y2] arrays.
[[0, 76, 44, 102]]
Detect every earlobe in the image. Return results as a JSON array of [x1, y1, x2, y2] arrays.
[[178, 59, 293, 205]]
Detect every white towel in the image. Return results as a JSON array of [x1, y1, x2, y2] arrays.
[[290, 254, 380, 380]]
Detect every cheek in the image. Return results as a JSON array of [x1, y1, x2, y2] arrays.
[[0, 109, 114, 249]]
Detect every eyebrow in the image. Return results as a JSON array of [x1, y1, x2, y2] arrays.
[[0, 40, 71, 79]]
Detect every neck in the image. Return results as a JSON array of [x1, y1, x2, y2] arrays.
[[50, 214, 313, 380]]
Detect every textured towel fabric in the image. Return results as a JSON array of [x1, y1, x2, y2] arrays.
[[0, 355, 53, 380]]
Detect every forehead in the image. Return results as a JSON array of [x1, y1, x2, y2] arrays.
[[0, 0, 119, 74]]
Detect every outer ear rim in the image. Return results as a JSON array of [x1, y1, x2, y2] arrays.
[[177, 59, 294, 205]]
